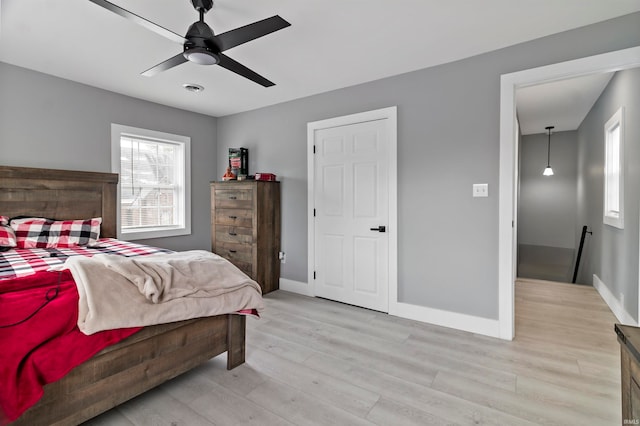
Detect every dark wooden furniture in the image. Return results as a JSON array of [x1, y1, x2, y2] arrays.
[[211, 180, 281, 294], [616, 323, 640, 424], [0, 165, 247, 426]]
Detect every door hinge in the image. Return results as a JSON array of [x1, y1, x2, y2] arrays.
[[313, 145, 316, 154], [313, 208, 316, 217], [313, 271, 316, 280]]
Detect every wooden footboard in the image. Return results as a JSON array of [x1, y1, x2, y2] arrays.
[[11, 314, 245, 426]]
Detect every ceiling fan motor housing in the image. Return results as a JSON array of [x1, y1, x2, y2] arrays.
[[190, 0, 214, 13], [183, 21, 220, 64]]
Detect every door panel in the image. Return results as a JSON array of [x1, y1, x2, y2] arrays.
[[323, 234, 344, 288], [314, 118, 389, 312], [322, 165, 344, 216], [354, 236, 378, 294], [354, 162, 377, 217]]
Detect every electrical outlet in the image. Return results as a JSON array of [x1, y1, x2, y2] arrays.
[[473, 183, 489, 197], [279, 251, 286, 264]]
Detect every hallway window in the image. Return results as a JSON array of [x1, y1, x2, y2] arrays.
[[603, 107, 624, 229]]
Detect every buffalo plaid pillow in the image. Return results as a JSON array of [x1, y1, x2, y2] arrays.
[[11, 217, 102, 249], [0, 216, 17, 249]]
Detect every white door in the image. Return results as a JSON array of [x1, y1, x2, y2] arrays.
[[312, 118, 390, 312]]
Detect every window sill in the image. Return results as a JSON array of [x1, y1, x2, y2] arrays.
[[604, 215, 624, 230], [120, 226, 191, 241]]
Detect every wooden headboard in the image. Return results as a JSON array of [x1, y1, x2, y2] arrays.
[[0, 166, 118, 238]]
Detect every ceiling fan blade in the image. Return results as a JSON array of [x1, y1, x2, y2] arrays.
[[218, 54, 275, 87], [89, 0, 187, 45], [141, 53, 189, 77], [213, 15, 291, 52]]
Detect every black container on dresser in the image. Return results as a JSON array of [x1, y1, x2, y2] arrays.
[[210, 181, 281, 294]]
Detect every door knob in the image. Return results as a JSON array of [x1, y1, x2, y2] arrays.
[[369, 226, 386, 233]]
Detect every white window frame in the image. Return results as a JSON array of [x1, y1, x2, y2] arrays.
[[603, 107, 624, 229], [111, 123, 191, 240]]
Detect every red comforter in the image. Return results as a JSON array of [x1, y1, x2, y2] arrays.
[[0, 270, 140, 424]]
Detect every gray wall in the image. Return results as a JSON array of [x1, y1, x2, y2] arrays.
[[576, 68, 640, 320], [0, 62, 218, 252], [0, 12, 638, 321], [518, 131, 578, 249], [217, 12, 640, 320]]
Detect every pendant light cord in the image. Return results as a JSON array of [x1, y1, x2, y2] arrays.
[[547, 131, 551, 167], [545, 126, 554, 168]]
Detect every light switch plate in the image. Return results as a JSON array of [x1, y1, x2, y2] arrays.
[[473, 183, 489, 197]]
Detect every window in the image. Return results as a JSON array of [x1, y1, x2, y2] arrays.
[[603, 107, 624, 229], [111, 124, 191, 240]]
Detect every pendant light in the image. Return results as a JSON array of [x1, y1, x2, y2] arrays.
[[543, 126, 554, 176]]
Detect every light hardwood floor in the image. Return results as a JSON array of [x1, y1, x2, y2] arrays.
[[85, 279, 621, 425]]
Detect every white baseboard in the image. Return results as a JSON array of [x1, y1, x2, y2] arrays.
[[277, 279, 501, 338], [391, 301, 501, 338], [279, 278, 313, 297], [276, 275, 633, 338], [593, 274, 637, 325]]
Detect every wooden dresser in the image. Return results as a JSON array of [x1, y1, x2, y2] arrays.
[[616, 323, 640, 424], [210, 180, 281, 294]]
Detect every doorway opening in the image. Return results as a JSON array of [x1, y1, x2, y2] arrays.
[[515, 73, 613, 284], [498, 46, 640, 340]]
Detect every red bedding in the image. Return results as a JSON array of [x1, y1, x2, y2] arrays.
[[0, 270, 140, 424]]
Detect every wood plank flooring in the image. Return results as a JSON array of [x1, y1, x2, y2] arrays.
[[85, 278, 621, 425]]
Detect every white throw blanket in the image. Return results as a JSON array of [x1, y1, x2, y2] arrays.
[[63, 250, 264, 335]]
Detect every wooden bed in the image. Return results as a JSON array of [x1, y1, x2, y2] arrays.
[[0, 165, 246, 426]]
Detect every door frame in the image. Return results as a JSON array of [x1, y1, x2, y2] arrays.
[[498, 46, 640, 340], [307, 106, 398, 312]]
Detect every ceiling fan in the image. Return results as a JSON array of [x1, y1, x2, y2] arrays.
[[89, 0, 291, 87]]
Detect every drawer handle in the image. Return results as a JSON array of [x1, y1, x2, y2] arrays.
[[229, 215, 237, 219], [229, 250, 237, 254], [229, 196, 237, 200], [229, 232, 237, 236]]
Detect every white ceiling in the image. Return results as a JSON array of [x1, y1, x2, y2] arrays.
[[1, 0, 639, 118], [516, 72, 615, 135]]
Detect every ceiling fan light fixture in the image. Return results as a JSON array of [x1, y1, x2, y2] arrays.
[[183, 47, 219, 65]]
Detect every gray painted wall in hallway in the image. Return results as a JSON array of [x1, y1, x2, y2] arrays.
[[217, 12, 640, 319], [576, 68, 640, 320], [518, 131, 578, 249], [0, 62, 218, 252]]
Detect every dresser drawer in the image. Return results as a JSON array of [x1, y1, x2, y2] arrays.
[[215, 225, 253, 244], [214, 208, 253, 227], [215, 241, 253, 264], [215, 188, 253, 209]]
